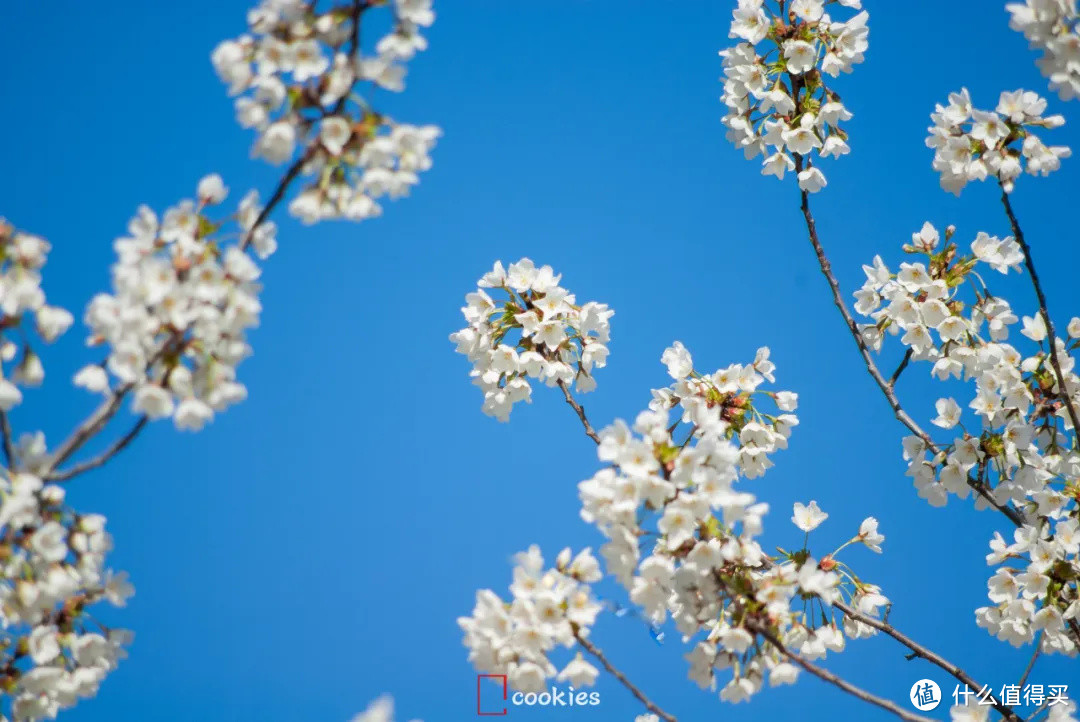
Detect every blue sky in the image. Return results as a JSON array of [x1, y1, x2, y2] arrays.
[[1, 1, 1077, 720]]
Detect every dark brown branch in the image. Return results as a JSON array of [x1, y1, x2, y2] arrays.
[[793, 159, 1023, 527], [889, 349, 913, 389], [834, 600, 1021, 721], [0, 410, 14, 471], [42, 384, 134, 476], [47, 416, 149, 483], [575, 632, 677, 722], [241, 1, 367, 252], [1000, 188, 1080, 436], [239, 146, 315, 252], [793, 162, 935, 446], [748, 622, 934, 722], [557, 379, 601, 445], [44, 0, 375, 474]]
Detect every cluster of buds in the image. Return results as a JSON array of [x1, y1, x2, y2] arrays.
[[926, 88, 1070, 194], [1007, 0, 1080, 102], [212, 0, 440, 224], [720, 0, 869, 192], [0, 471, 133, 721], [458, 546, 604, 694], [0, 222, 75, 411], [449, 259, 613, 421], [79, 175, 267, 431]]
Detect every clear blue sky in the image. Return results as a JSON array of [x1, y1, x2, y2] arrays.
[[0, 1, 1076, 720]]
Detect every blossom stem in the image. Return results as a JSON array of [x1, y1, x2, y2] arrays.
[[47, 416, 149, 483], [749, 622, 935, 722], [999, 187, 1080, 437], [557, 379, 601, 444], [833, 600, 1022, 721], [574, 632, 677, 722], [792, 162, 1024, 527]]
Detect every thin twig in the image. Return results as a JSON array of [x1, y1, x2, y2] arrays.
[[241, 1, 367, 252], [0, 410, 15, 471], [47, 416, 149, 483], [42, 384, 134, 477], [557, 379, 601, 444], [793, 160, 1023, 528], [1017, 633, 1043, 692], [574, 632, 677, 722], [889, 349, 913, 389], [1024, 700, 1051, 722], [1000, 188, 1080, 436], [239, 146, 315, 252], [834, 600, 1021, 721], [749, 622, 934, 722]]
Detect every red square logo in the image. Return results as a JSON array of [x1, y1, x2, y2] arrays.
[[477, 674, 508, 716]]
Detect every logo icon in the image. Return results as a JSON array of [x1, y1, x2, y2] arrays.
[[477, 674, 508, 716], [910, 679, 942, 711]]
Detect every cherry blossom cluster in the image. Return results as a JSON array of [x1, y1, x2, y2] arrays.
[[852, 222, 1080, 654], [568, 345, 889, 703], [77, 175, 268, 431], [449, 259, 613, 421], [212, 0, 441, 224], [0, 221, 75, 412], [926, 88, 1070, 194], [854, 222, 1024, 364], [0, 471, 134, 721], [720, 0, 869, 193], [457, 545, 604, 694], [1007, 0, 1080, 101]]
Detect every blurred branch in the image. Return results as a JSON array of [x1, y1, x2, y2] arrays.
[[0, 410, 14, 471], [42, 384, 134, 477], [1016, 633, 1042, 692], [48, 416, 149, 483]]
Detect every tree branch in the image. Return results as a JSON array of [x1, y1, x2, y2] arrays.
[[0, 410, 15, 471], [793, 160, 1023, 528], [557, 379, 601, 445], [749, 622, 934, 722], [1000, 188, 1080, 436], [834, 600, 1021, 721], [42, 384, 134, 477], [42, 0, 375, 476], [239, 146, 315, 252], [574, 632, 677, 722], [47, 416, 149, 483], [240, 1, 368, 252], [1016, 633, 1042, 692], [889, 349, 913, 389]]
